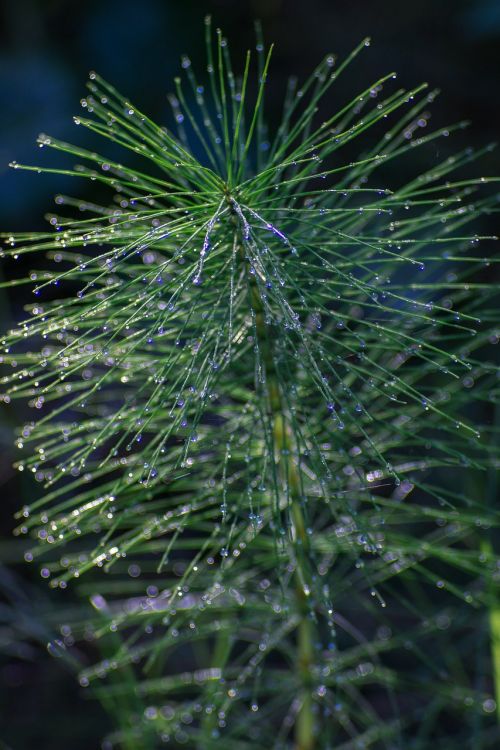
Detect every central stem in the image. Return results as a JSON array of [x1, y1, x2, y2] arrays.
[[243, 244, 315, 749]]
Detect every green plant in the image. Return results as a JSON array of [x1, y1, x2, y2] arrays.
[[1, 17, 499, 749]]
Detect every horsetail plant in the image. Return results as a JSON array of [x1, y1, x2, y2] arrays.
[[2, 17, 500, 749]]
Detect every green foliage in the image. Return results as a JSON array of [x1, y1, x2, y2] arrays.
[[1, 17, 500, 749]]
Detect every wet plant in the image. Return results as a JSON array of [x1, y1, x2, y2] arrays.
[[1, 17, 500, 750]]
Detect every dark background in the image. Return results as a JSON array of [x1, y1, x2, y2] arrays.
[[0, 1, 499, 747]]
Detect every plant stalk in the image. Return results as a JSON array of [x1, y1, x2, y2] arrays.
[[244, 246, 315, 750]]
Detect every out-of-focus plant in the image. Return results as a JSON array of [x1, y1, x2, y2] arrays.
[[1, 17, 499, 749]]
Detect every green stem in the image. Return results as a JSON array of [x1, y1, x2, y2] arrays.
[[202, 628, 233, 746], [243, 241, 315, 749], [484, 549, 500, 723], [483, 403, 500, 724]]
